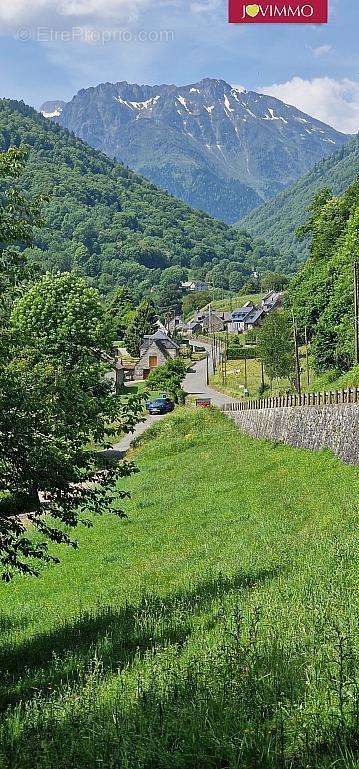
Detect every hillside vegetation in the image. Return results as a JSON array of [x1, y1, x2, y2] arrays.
[[0, 408, 359, 768], [240, 136, 359, 267], [0, 99, 283, 296], [289, 180, 359, 373]]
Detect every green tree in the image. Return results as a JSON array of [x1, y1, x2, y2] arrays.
[[147, 358, 187, 402], [159, 266, 186, 287], [156, 284, 182, 321], [107, 285, 135, 339], [124, 298, 157, 357], [260, 271, 289, 293], [289, 182, 359, 373], [258, 311, 295, 385], [0, 149, 144, 581], [182, 290, 212, 318]]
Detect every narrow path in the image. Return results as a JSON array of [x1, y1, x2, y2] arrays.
[[109, 345, 236, 457], [107, 414, 164, 459]]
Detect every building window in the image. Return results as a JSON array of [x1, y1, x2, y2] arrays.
[[149, 355, 158, 368]]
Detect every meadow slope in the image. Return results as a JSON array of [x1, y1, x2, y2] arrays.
[[0, 408, 359, 768]]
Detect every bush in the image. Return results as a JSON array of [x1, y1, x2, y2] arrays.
[[226, 339, 243, 360], [227, 344, 257, 361], [147, 358, 188, 402]]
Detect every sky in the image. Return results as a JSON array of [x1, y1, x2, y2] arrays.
[[0, 0, 358, 132]]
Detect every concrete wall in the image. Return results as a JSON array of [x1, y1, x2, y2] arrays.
[[227, 403, 359, 465]]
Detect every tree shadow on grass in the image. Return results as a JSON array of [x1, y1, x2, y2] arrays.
[[0, 566, 284, 713], [1, 564, 341, 769]]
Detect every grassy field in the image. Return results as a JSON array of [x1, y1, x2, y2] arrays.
[[0, 408, 359, 768], [308, 365, 359, 393], [210, 357, 290, 399], [210, 355, 359, 400], [211, 293, 264, 312]]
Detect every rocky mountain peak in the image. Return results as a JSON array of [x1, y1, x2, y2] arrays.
[[40, 78, 349, 223]]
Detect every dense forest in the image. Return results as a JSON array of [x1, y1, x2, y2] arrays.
[[0, 100, 286, 298], [289, 181, 359, 374], [241, 136, 359, 268]]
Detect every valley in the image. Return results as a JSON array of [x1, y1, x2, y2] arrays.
[[41, 77, 350, 223], [1, 67, 359, 769]]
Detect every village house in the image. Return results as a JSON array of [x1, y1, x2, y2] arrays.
[[243, 306, 267, 330], [134, 329, 179, 380], [186, 309, 229, 335], [228, 292, 283, 333], [181, 280, 209, 293], [168, 315, 187, 334], [261, 291, 283, 312], [228, 301, 256, 333]]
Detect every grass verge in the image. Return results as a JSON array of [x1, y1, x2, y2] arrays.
[[0, 408, 358, 768]]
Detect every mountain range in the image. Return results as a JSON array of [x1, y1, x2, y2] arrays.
[[41, 78, 350, 224]]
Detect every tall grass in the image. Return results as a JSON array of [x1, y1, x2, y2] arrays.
[[0, 408, 358, 768]]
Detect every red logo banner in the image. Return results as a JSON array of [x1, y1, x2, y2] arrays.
[[228, 0, 328, 23]]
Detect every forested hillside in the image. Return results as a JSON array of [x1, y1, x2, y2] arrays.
[[289, 181, 359, 373], [0, 99, 284, 296], [240, 136, 359, 267]]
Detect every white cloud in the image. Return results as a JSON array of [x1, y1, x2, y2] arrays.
[[312, 44, 332, 57], [259, 76, 359, 134], [189, 0, 220, 13], [0, 0, 155, 31]]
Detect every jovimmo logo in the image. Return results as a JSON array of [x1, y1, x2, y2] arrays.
[[228, 0, 328, 23]]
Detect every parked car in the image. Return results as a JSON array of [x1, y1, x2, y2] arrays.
[[146, 397, 175, 415]]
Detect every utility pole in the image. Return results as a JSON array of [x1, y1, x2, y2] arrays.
[[222, 342, 225, 386], [354, 262, 359, 365], [224, 328, 228, 386], [206, 353, 209, 386], [292, 313, 302, 397], [304, 326, 310, 388], [260, 358, 265, 391]]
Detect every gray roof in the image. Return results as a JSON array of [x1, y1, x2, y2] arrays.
[[231, 306, 257, 321], [245, 308, 265, 324], [141, 329, 179, 349]]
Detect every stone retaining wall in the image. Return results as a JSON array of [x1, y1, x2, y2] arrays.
[[228, 403, 359, 465]]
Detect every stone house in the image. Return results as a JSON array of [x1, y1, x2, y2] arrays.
[[134, 329, 179, 380], [261, 291, 283, 312], [189, 309, 227, 333], [243, 306, 267, 331]]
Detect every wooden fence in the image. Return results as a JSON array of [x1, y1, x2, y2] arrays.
[[221, 387, 359, 412]]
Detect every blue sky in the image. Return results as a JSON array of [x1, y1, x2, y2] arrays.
[[0, 0, 358, 131]]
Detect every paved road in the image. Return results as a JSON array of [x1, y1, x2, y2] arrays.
[[109, 343, 235, 457], [183, 354, 235, 407]]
